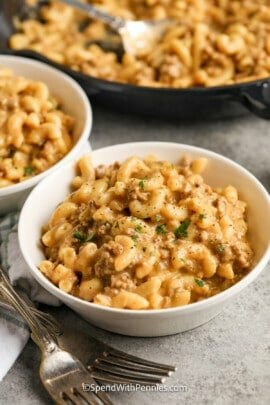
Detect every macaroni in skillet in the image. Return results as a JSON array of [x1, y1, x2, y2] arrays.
[[9, 0, 270, 88], [0, 67, 74, 187], [39, 154, 253, 309]]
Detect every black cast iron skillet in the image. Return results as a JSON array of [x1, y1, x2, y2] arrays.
[[1, 0, 270, 119]]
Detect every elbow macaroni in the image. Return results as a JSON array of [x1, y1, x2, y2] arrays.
[[9, 1, 270, 88], [0, 67, 75, 187], [39, 154, 253, 310]]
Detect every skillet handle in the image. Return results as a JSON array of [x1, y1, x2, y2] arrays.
[[240, 80, 270, 119]]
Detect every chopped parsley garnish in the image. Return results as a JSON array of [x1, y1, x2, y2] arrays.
[[73, 231, 95, 243], [156, 224, 167, 235], [174, 219, 191, 239], [24, 166, 34, 176], [131, 234, 138, 242], [216, 244, 225, 254], [199, 213, 206, 220], [194, 278, 205, 287], [135, 224, 143, 233], [138, 180, 145, 190]]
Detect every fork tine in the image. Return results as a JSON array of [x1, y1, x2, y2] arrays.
[[66, 389, 101, 405], [91, 362, 165, 384], [73, 387, 101, 405], [76, 386, 114, 405], [63, 391, 80, 405], [54, 394, 68, 405], [94, 389, 114, 405], [96, 355, 172, 376], [104, 348, 176, 372], [89, 369, 159, 386]]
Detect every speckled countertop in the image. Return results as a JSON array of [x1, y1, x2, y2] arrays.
[[1, 107, 269, 405]]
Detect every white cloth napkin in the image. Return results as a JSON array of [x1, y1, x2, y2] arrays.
[[0, 213, 61, 381]]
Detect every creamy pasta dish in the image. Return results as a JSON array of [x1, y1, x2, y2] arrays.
[[0, 67, 74, 187], [9, 0, 270, 88], [39, 154, 253, 310]]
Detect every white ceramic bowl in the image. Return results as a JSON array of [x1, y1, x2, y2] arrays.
[[0, 55, 92, 214], [19, 142, 270, 337]]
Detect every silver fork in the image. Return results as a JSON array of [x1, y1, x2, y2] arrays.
[[29, 307, 175, 387], [0, 269, 112, 405], [0, 269, 176, 396]]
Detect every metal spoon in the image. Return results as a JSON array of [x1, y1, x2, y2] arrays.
[[57, 0, 171, 56]]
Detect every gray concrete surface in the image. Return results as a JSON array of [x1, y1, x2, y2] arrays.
[[0, 106, 270, 405]]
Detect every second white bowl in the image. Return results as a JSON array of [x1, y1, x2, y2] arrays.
[[0, 55, 92, 214], [18, 142, 270, 336]]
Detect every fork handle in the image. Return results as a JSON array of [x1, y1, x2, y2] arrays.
[[0, 268, 59, 354], [57, 0, 125, 31]]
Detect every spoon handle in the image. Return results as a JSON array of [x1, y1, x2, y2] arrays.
[[58, 0, 125, 31]]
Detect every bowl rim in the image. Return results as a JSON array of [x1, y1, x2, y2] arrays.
[[18, 141, 270, 316], [0, 54, 92, 197]]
